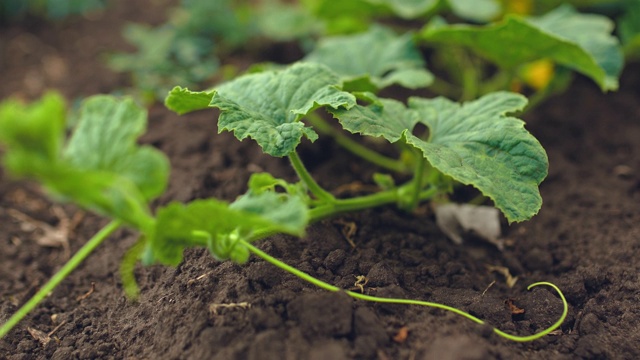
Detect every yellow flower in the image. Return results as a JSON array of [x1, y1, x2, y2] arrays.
[[519, 59, 555, 90]]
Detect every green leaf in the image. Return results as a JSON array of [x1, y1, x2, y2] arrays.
[[148, 193, 308, 266], [164, 86, 215, 115], [364, 0, 439, 18], [0, 92, 66, 168], [108, 24, 219, 101], [166, 63, 356, 157], [421, 5, 623, 91], [448, 0, 501, 22], [300, 0, 381, 34], [304, 26, 433, 91], [0, 94, 169, 231], [330, 92, 548, 222], [230, 191, 309, 234], [329, 96, 419, 142], [406, 93, 547, 223], [256, 2, 320, 41], [619, 0, 640, 59], [247, 172, 309, 201]]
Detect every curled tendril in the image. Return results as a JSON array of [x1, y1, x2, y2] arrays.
[[243, 240, 568, 342]]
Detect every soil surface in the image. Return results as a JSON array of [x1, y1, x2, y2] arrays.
[[1, 1, 639, 359]]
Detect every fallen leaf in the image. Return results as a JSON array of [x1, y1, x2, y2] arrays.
[[27, 327, 51, 346], [505, 298, 525, 315], [393, 326, 409, 343], [334, 219, 358, 248], [434, 203, 504, 249], [486, 265, 518, 288]]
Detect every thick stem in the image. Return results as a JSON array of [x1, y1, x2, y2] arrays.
[[0, 220, 122, 338], [306, 113, 408, 173], [309, 185, 438, 223], [288, 151, 335, 203], [402, 156, 426, 211], [242, 240, 568, 343]]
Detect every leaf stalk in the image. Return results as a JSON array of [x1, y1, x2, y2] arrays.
[[288, 151, 336, 203], [306, 113, 409, 173]]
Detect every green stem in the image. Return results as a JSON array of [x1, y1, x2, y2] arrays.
[[403, 156, 426, 211], [458, 49, 480, 101], [309, 185, 438, 222], [243, 240, 568, 343], [306, 113, 408, 174], [479, 69, 513, 95], [428, 76, 461, 99], [0, 220, 122, 338], [288, 151, 336, 203]]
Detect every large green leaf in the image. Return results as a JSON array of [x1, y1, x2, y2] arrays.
[[421, 5, 623, 91], [304, 26, 433, 91], [407, 93, 547, 223], [0, 94, 169, 231], [166, 63, 356, 157], [330, 92, 548, 222], [147, 193, 308, 266]]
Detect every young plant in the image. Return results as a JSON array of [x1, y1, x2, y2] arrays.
[[6, 1, 628, 346], [0, 68, 566, 341]]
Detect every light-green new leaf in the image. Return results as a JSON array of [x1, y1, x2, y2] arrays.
[[0, 92, 66, 170], [421, 5, 623, 91], [0, 94, 169, 232], [304, 26, 433, 91], [330, 92, 548, 222], [165, 63, 356, 157], [64, 96, 168, 201], [147, 193, 308, 266]]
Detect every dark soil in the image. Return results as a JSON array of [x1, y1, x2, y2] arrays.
[[1, 1, 639, 359]]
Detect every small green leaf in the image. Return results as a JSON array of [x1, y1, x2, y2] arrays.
[[165, 86, 215, 115], [247, 172, 308, 201], [0, 92, 65, 168], [330, 92, 548, 222], [373, 173, 396, 190], [304, 26, 433, 91], [148, 193, 308, 266], [230, 191, 309, 234], [421, 5, 623, 91], [329, 97, 419, 142], [166, 63, 356, 157]]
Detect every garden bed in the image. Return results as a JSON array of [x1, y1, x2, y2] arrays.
[[1, 1, 639, 359]]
